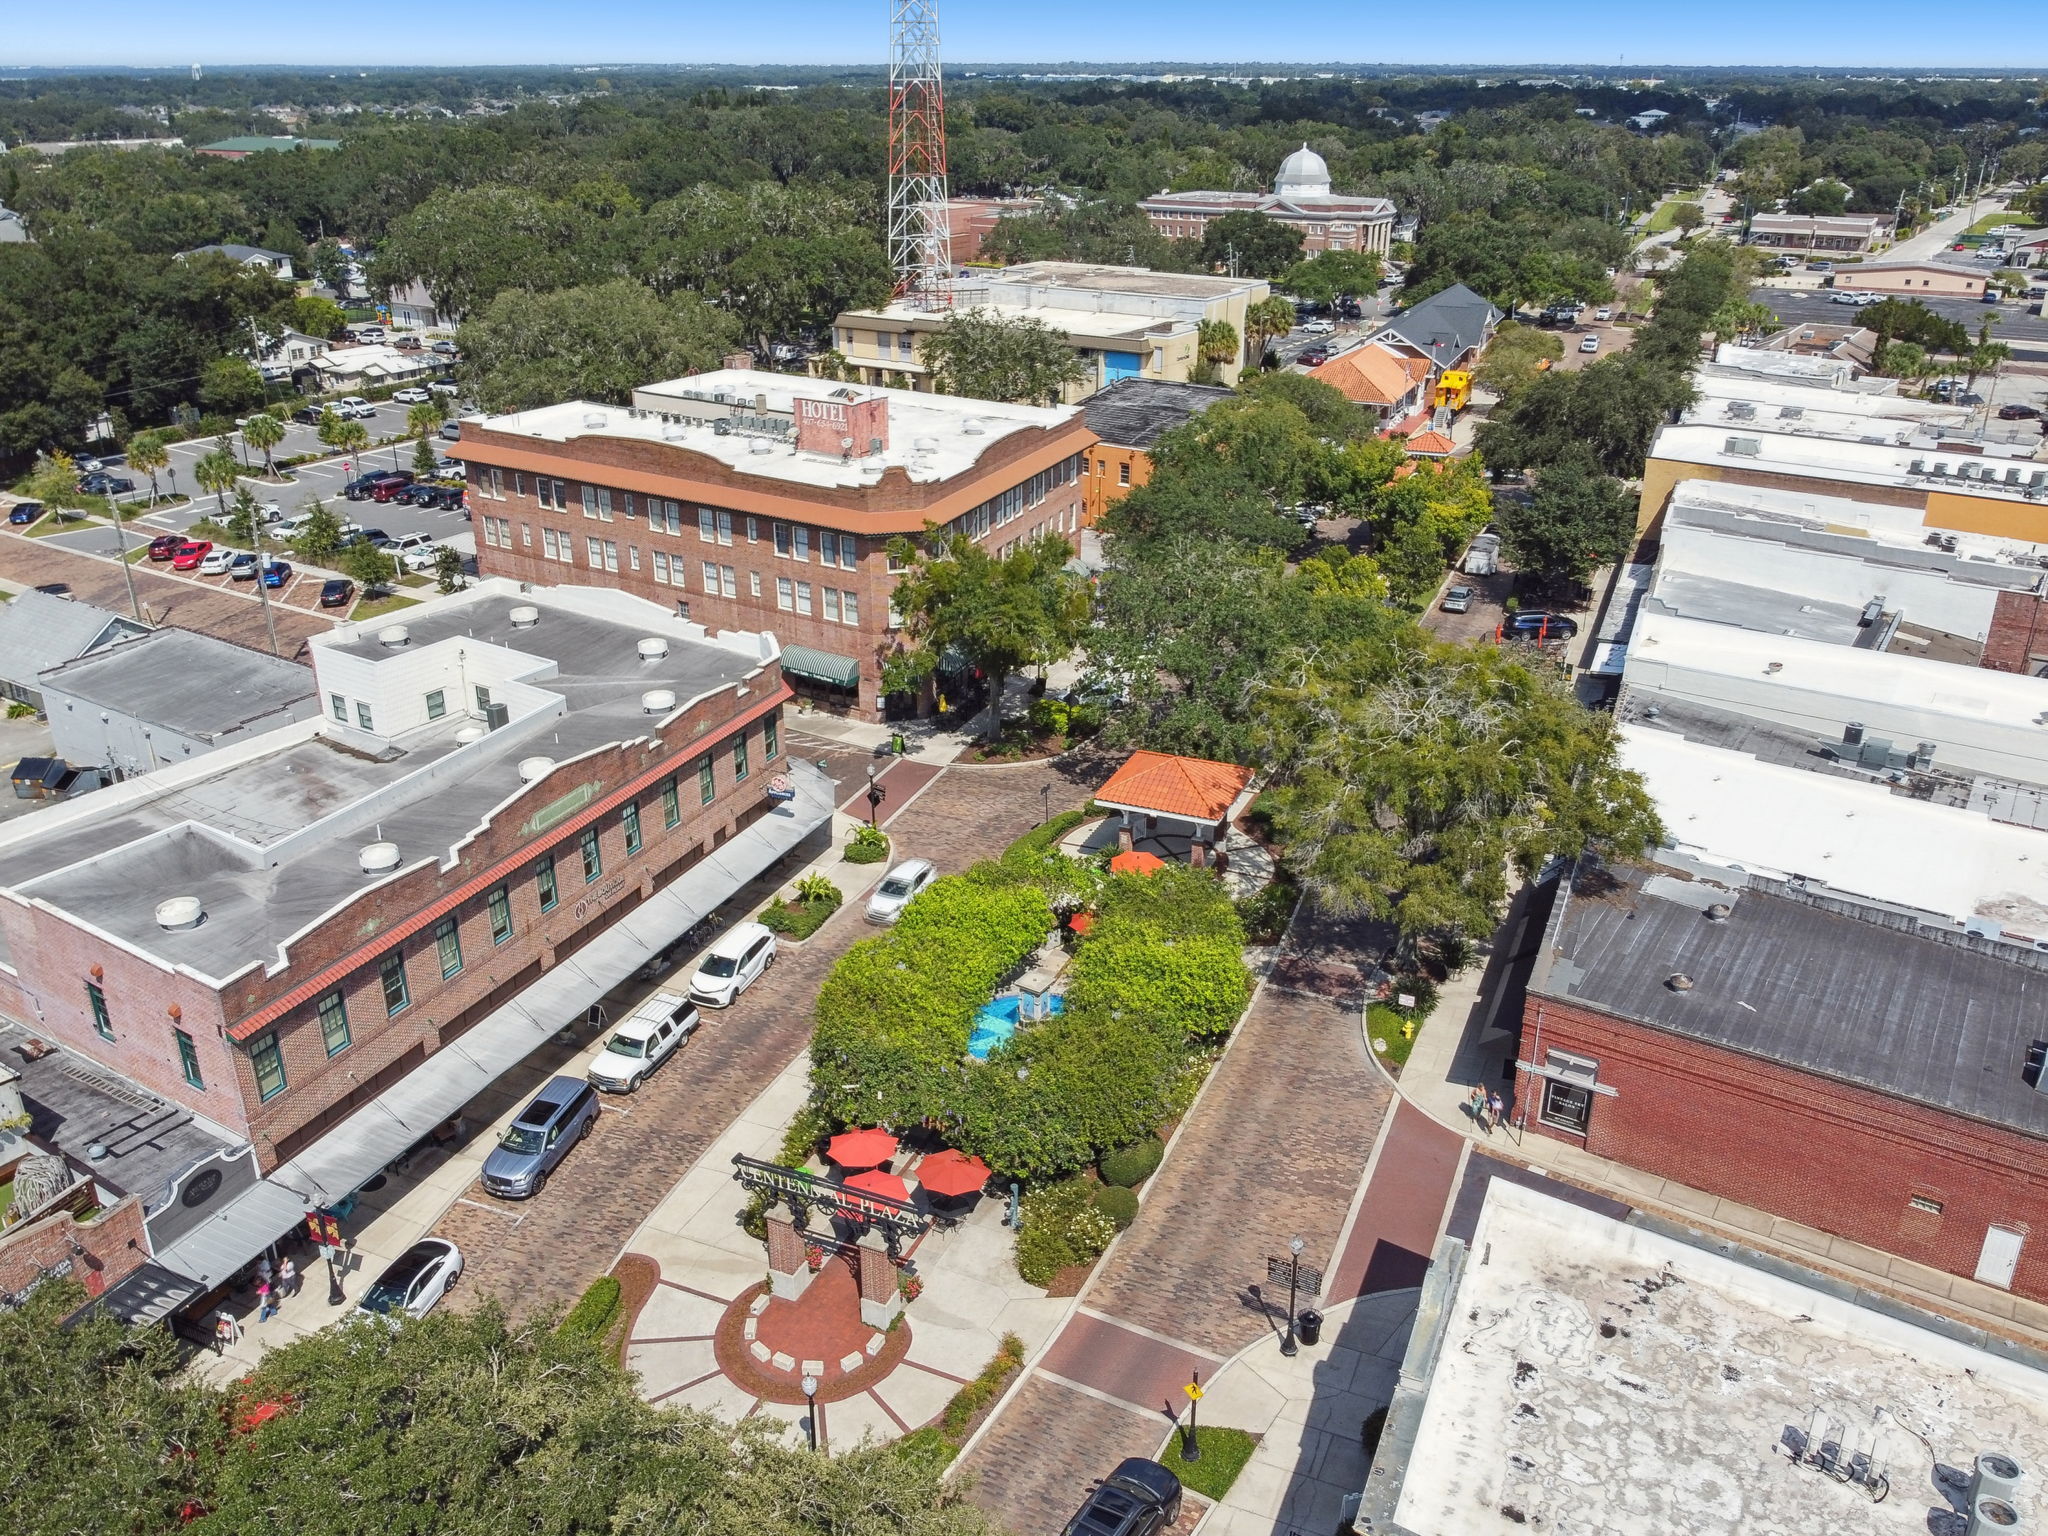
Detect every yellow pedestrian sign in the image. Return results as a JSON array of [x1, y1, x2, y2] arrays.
[[1184, 1380, 1204, 1401]]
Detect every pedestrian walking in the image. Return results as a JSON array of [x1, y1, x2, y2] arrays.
[[1467, 1085, 1488, 1129], [1487, 1090, 1506, 1130], [213, 1312, 234, 1354], [254, 1255, 273, 1290], [278, 1256, 298, 1299], [256, 1279, 276, 1323]]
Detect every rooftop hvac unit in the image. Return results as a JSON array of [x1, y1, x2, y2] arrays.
[[1725, 436, 1762, 457], [1727, 400, 1756, 420], [1856, 735, 1893, 768], [1859, 599, 1883, 627], [2008, 467, 2024, 485], [485, 701, 510, 731], [1913, 741, 1938, 768], [1972, 1454, 2024, 1508]]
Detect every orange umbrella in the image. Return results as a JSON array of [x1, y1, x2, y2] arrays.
[[826, 1127, 900, 1168], [843, 1169, 911, 1204], [1109, 849, 1166, 875], [916, 1149, 992, 1199]]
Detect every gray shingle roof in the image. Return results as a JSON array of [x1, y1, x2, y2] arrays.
[[1376, 282, 1503, 363]]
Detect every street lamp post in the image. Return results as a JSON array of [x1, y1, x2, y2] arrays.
[[801, 1374, 820, 1452], [1280, 1235, 1305, 1357], [1182, 1370, 1204, 1462]]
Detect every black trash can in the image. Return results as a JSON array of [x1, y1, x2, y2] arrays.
[[1296, 1308, 1324, 1347]]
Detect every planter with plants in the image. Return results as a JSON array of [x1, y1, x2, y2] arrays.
[[843, 823, 889, 864], [760, 873, 843, 940]]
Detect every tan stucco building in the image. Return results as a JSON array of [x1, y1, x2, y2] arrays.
[[1839, 261, 1988, 298]]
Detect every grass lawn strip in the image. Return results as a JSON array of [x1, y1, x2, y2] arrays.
[[1157, 1424, 1258, 1500]]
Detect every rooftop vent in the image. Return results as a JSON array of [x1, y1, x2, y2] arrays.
[[508, 605, 539, 628], [750, 438, 773, 454], [454, 725, 485, 744], [358, 841, 401, 875], [637, 637, 669, 660], [641, 689, 677, 715], [1973, 1453, 2025, 1507], [1705, 903, 1732, 922], [517, 756, 554, 783], [583, 411, 608, 430], [377, 624, 410, 648], [155, 896, 204, 931], [1666, 973, 1695, 992], [961, 417, 986, 436], [913, 436, 941, 453], [1967, 1495, 2018, 1535]]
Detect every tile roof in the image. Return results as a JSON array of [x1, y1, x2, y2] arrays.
[[1406, 430, 1457, 456], [1095, 749, 1253, 821], [1306, 343, 1416, 407]]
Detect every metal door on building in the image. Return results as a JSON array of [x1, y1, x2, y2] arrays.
[[1104, 351, 1142, 382], [1975, 1224, 2026, 1290]]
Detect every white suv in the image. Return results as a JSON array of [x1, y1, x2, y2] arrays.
[[688, 922, 776, 1007], [335, 396, 377, 419], [587, 992, 698, 1093]]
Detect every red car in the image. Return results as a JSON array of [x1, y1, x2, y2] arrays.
[[370, 478, 412, 503], [147, 534, 183, 561], [171, 539, 213, 570]]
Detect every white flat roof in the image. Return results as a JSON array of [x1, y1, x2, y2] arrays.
[[1628, 608, 2048, 731], [1664, 476, 2048, 569], [1688, 371, 1965, 428], [1649, 421, 2048, 500], [476, 370, 1079, 491], [1622, 724, 2048, 927], [1397, 1181, 2048, 1536], [845, 298, 1192, 342]]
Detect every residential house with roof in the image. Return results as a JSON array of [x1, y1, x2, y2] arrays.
[[1138, 145, 1397, 256], [1076, 378, 1233, 523], [177, 243, 296, 281], [1372, 283, 1503, 378], [306, 343, 438, 393], [1303, 341, 1432, 429], [0, 590, 151, 713]]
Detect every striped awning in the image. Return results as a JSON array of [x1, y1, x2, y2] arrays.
[[780, 645, 861, 689]]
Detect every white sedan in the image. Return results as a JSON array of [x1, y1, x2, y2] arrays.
[[197, 547, 244, 576], [400, 542, 447, 573], [355, 1238, 463, 1322], [391, 387, 431, 404]]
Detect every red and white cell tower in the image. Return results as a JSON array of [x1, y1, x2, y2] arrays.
[[887, 0, 953, 309]]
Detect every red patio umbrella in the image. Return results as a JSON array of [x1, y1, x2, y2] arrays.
[[1109, 849, 1167, 876], [916, 1149, 992, 1199], [843, 1169, 911, 1204], [826, 1127, 899, 1168]]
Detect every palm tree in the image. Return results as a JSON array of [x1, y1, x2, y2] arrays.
[[1244, 296, 1297, 372], [230, 487, 281, 657], [333, 420, 371, 468], [241, 412, 286, 479], [1194, 319, 1241, 384], [193, 444, 241, 520], [126, 431, 170, 508]]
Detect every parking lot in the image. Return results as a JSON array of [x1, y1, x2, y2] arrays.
[[1753, 286, 2048, 359], [114, 398, 478, 561]]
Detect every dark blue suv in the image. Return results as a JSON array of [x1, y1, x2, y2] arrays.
[[480, 1076, 599, 1199]]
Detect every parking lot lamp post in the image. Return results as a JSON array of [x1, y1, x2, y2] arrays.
[[801, 1374, 820, 1452]]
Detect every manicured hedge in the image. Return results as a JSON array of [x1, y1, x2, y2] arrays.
[[1093, 1184, 1139, 1230], [558, 1275, 621, 1340], [1099, 1137, 1164, 1188]]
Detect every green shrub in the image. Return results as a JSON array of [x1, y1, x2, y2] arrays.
[[1099, 1137, 1164, 1188], [777, 1101, 832, 1168], [759, 878, 841, 939], [844, 824, 889, 864], [1004, 807, 1088, 859], [1235, 879, 1296, 946], [937, 1332, 1026, 1437], [892, 1426, 960, 1469], [559, 1275, 621, 1340], [1093, 1184, 1139, 1230], [1015, 1179, 1119, 1286], [795, 873, 841, 905]]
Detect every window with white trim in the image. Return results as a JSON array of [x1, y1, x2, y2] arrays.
[[823, 588, 840, 622], [774, 521, 791, 556], [776, 576, 794, 611], [795, 581, 813, 616], [792, 526, 809, 561], [749, 570, 762, 597], [703, 560, 720, 592], [602, 539, 618, 572], [841, 589, 859, 625], [538, 478, 554, 510], [582, 485, 599, 519], [628, 544, 640, 571], [699, 507, 717, 543], [652, 550, 671, 584], [587, 536, 603, 568], [720, 565, 737, 598]]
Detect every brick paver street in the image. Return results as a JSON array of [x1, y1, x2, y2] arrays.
[[430, 753, 1098, 1318], [0, 531, 333, 656], [959, 907, 1399, 1534]]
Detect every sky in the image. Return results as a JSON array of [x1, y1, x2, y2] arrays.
[[4, 2, 2041, 72]]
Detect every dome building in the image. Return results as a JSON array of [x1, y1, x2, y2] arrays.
[[1137, 143, 1395, 258]]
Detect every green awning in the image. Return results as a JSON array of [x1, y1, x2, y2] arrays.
[[780, 645, 862, 689]]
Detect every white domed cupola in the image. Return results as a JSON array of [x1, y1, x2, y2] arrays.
[[1275, 142, 1332, 198]]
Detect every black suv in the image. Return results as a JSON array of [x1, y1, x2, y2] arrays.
[[1062, 1460, 1182, 1536], [1504, 610, 1579, 641]]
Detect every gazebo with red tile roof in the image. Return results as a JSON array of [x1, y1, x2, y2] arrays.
[[1094, 750, 1257, 871], [1405, 429, 1457, 459]]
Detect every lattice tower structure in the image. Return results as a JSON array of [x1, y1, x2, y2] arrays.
[[887, 0, 952, 309]]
